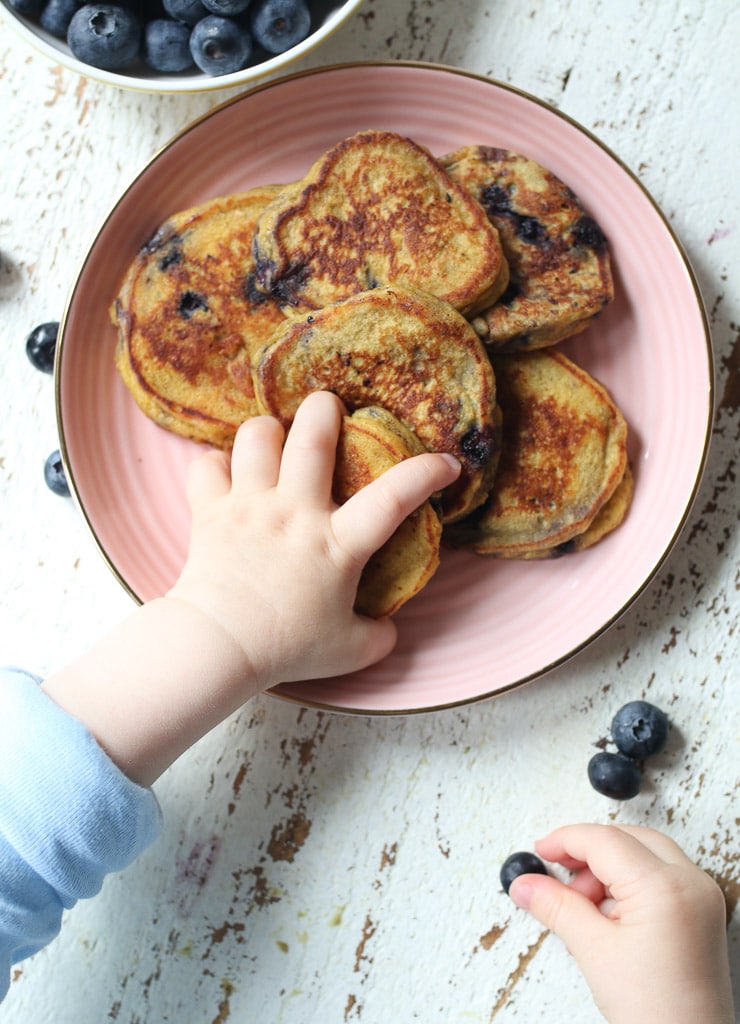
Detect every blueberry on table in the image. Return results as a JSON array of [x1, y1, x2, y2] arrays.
[[162, 0, 208, 25], [189, 15, 252, 75], [201, 0, 251, 14], [500, 851, 548, 895], [587, 751, 642, 800], [250, 0, 311, 54], [611, 700, 669, 760], [143, 18, 194, 72], [25, 322, 59, 374], [44, 450, 70, 497], [39, 0, 80, 38], [67, 5, 142, 71]]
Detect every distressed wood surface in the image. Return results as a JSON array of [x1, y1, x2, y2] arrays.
[[1, 1, 738, 1021]]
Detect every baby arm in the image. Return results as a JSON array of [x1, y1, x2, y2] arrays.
[[41, 391, 459, 786], [509, 823, 734, 1024]]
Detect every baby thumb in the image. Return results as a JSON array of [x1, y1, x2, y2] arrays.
[[508, 874, 607, 957]]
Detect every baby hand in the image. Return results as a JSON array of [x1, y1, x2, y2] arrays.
[[169, 390, 460, 689], [509, 823, 734, 1024]]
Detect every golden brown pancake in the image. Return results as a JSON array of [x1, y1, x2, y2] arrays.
[[252, 129, 508, 317], [253, 284, 501, 523], [111, 186, 287, 448], [334, 407, 442, 617], [444, 350, 629, 557], [557, 462, 634, 556], [441, 146, 613, 350]]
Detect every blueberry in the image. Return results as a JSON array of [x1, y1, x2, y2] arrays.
[[460, 425, 494, 467], [189, 15, 251, 74], [40, 0, 81, 38], [178, 290, 209, 317], [587, 751, 642, 800], [516, 215, 547, 245], [25, 322, 59, 373], [67, 5, 141, 71], [572, 215, 607, 253], [44, 450, 70, 497], [162, 0, 208, 25], [611, 701, 669, 760], [480, 183, 511, 216], [250, 0, 310, 54], [7, 0, 46, 15], [118, 0, 165, 12], [201, 0, 250, 13], [500, 851, 548, 895], [143, 18, 194, 72]]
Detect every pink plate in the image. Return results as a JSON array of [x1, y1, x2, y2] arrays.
[[57, 62, 712, 714]]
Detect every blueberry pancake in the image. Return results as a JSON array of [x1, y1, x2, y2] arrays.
[[441, 146, 613, 350], [111, 186, 287, 448], [444, 349, 630, 557], [252, 129, 509, 317], [335, 407, 443, 617], [253, 284, 501, 523]]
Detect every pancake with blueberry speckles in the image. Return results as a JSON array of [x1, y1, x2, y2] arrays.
[[334, 407, 443, 618], [252, 129, 509, 318], [111, 186, 287, 449], [253, 284, 502, 524], [441, 146, 613, 350], [443, 349, 630, 557]]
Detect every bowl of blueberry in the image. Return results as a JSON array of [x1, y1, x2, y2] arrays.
[[0, 0, 364, 91]]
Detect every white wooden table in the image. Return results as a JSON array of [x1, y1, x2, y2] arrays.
[[1, 2, 738, 1021]]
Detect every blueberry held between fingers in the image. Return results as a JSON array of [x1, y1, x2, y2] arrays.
[[25, 322, 59, 373], [143, 18, 194, 72], [611, 700, 669, 760], [44, 450, 70, 496], [189, 15, 252, 74], [67, 5, 142, 71], [588, 751, 642, 799], [250, 0, 310, 54], [500, 851, 548, 895], [162, 0, 208, 25]]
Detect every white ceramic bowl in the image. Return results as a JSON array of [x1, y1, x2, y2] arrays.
[[0, 0, 363, 92]]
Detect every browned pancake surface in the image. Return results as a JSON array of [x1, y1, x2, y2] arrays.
[[334, 407, 442, 617], [444, 349, 629, 556], [253, 130, 508, 317], [559, 462, 634, 555], [112, 186, 286, 448], [442, 146, 613, 350], [253, 284, 501, 523]]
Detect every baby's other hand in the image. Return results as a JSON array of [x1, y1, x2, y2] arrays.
[[509, 823, 734, 1024]]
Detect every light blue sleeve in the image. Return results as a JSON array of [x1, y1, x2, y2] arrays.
[[0, 667, 163, 1003]]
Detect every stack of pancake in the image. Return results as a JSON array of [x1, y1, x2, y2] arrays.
[[111, 130, 631, 616]]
